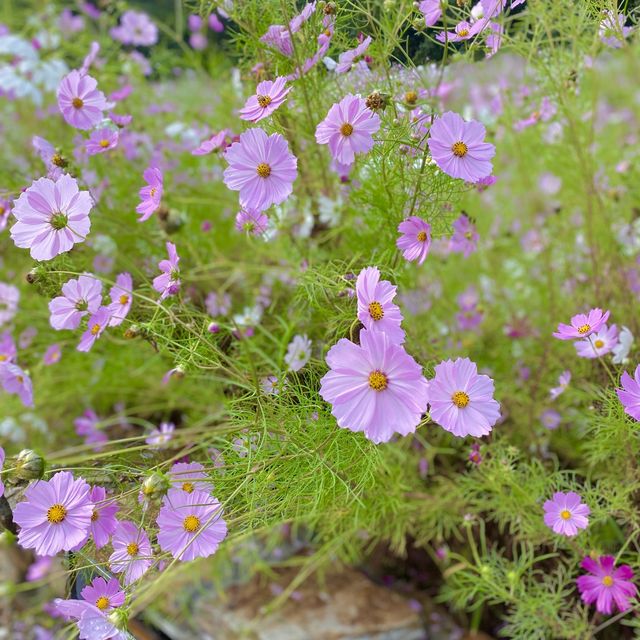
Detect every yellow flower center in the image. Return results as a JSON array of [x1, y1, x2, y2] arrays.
[[72, 97, 84, 109], [368, 370, 388, 391], [577, 324, 591, 334], [458, 28, 469, 37], [95, 596, 110, 610], [17, 375, 24, 384], [182, 481, 195, 493], [451, 141, 468, 157], [594, 339, 604, 349], [0, 355, 6, 362], [52, 153, 67, 168], [368, 301, 384, 321], [257, 94, 272, 108], [150, 187, 157, 198], [126, 542, 139, 556], [91, 323, 101, 336], [256, 163, 271, 178], [91, 509, 99, 522], [183, 515, 200, 533], [99, 139, 110, 148], [417, 230, 428, 242], [602, 575, 614, 587], [340, 123, 354, 136], [119, 294, 129, 305], [451, 390, 470, 408], [47, 504, 67, 524], [560, 510, 571, 520], [404, 91, 418, 104]]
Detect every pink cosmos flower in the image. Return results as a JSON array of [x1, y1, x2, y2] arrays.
[[553, 308, 610, 340], [335, 36, 372, 74], [427, 111, 495, 182], [260, 25, 293, 56], [223, 128, 298, 212], [111, 10, 158, 46], [239, 76, 291, 123], [575, 324, 618, 359], [156, 488, 228, 561], [0, 364, 34, 407], [419, 0, 443, 27], [315, 94, 381, 165], [550, 370, 571, 400], [85, 128, 119, 155], [0, 331, 16, 363], [13, 471, 93, 556], [0, 198, 10, 231], [169, 462, 214, 494], [0, 446, 4, 497], [107, 272, 133, 327], [136, 167, 163, 222], [577, 555, 637, 615], [543, 491, 590, 536], [285, 334, 312, 371], [146, 421, 175, 448], [396, 216, 432, 265], [153, 242, 181, 300], [49, 274, 103, 330], [81, 576, 125, 611], [319, 329, 429, 444], [0, 283, 19, 326], [53, 598, 127, 640], [289, 1, 317, 33], [450, 214, 479, 257], [192, 130, 231, 156], [57, 70, 109, 130], [43, 344, 62, 365], [356, 266, 405, 345], [437, 20, 485, 43], [74, 409, 108, 451], [427, 357, 501, 438], [88, 485, 119, 549], [10, 175, 93, 261], [109, 521, 153, 584], [617, 365, 640, 421], [235, 208, 268, 235], [599, 10, 633, 48], [77, 306, 111, 353], [32, 136, 66, 180]]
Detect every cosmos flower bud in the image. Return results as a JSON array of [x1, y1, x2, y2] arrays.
[[25, 269, 39, 284], [124, 324, 141, 339], [141, 472, 170, 500], [13, 449, 45, 481]]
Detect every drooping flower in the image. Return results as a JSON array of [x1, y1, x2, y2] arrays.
[[223, 128, 298, 212], [335, 36, 372, 74], [0, 283, 19, 326], [315, 94, 381, 165], [553, 308, 610, 340], [549, 370, 571, 400], [85, 127, 119, 155], [617, 364, 640, 421], [577, 555, 637, 615], [356, 266, 405, 345], [0, 363, 34, 407], [81, 576, 125, 612], [57, 70, 109, 130], [146, 421, 175, 448], [427, 111, 495, 182], [575, 324, 618, 359], [192, 130, 232, 155], [396, 216, 432, 265], [612, 326, 633, 365], [13, 471, 93, 556], [52, 598, 127, 640], [136, 166, 163, 222], [107, 272, 133, 327], [260, 24, 293, 56], [110, 10, 158, 46], [108, 521, 153, 585], [169, 462, 214, 494], [284, 334, 312, 372], [88, 485, 119, 549], [77, 306, 111, 353], [49, 274, 103, 331], [319, 329, 428, 444], [10, 175, 93, 261], [153, 242, 181, 300], [427, 357, 501, 438], [156, 488, 228, 561], [235, 208, 268, 235], [418, 0, 443, 27], [239, 76, 290, 123], [32, 135, 66, 180], [543, 491, 590, 536]]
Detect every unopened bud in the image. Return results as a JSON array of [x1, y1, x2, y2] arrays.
[[141, 472, 169, 500], [13, 450, 45, 481]]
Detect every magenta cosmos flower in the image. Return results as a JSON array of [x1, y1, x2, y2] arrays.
[[0, 364, 34, 407], [553, 308, 610, 340], [157, 488, 228, 561], [239, 76, 291, 123], [419, 0, 443, 27], [86, 127, 119, 156], [89, 485, 119, 549], [77, 306, 111, 353], [427, 111, 495, 182], [577, 555, 637, 615], [397, 216, 432, 265], [223, 128, 297, 212], [356, 267, 405, 345], [153, 242, 181, 300], [575, 324, 618, 359], [109, 520, 153, 585], [57, 70, 109, 130], [53, 598, 127, 640], [136, 166, 163, 222], [107, 272, 133, 327], [543, 491, 590, 537], [13, 471, 93, 556], [335, 36, 372, 74], [11, 175, 93, 261], [169, 462, 214, 494], [427, 357, 500, 437], [81, 576, 125, 612], [319, 329, 428, 444], [49, 274, 102, 330], [315, 94, 381, 165], [617, 364, 640, 421]]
